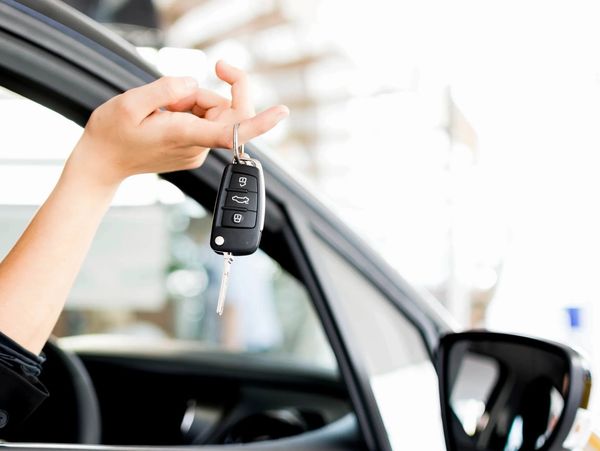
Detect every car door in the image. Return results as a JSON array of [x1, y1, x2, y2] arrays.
[[0, 1, 453, 450]]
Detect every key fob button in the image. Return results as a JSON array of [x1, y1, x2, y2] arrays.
[[229, 173, 258, 192], [210, 159, 264, 256], [222, 210, 257, 228], [225, 191, 257, 211]]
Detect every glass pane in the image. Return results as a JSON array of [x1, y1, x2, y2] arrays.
[[312, 236, 446, 450], [55, 185, 335, 370], [450, 353, 500, 437]]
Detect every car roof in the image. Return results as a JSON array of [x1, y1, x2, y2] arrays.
[[8, 0, 158, 81]]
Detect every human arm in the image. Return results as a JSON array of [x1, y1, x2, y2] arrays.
[[0, 61, 288, 355]]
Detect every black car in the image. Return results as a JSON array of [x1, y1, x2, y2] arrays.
[[0, 1, 592, 450]]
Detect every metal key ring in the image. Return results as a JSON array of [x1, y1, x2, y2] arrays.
[[232, 123, 244, 163]]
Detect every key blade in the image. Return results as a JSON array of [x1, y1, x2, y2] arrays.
[[216, 253, 234, 315]]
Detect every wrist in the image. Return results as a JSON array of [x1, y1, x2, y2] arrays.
[[58, 162, 120, 209], [66, 136, 126, 191]]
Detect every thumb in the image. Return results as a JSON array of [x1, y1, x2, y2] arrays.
[[123, 76, 198, 123]]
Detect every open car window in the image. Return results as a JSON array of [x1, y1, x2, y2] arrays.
[[0, 87, 337, 372]]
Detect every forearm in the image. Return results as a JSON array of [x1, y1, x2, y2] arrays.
[[0, 150, 119, 354]]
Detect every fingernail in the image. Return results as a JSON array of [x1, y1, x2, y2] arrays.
[[183, 77, 198, 90]]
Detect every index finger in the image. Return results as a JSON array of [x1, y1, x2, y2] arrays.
[[175, 105, 289, 149]]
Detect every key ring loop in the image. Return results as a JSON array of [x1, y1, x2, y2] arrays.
[[232, 123, 244, 163]]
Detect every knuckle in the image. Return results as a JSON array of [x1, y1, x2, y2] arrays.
[[168, 120, 186, 138], [116, 95, 137, 120], [87, 99, 115, 130], [87, 108, 101, 127], [161, 77, 180, 98], [217, 99, 230, 110]]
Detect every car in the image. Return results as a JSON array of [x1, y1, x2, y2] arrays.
[[0, 1, 593, 450]]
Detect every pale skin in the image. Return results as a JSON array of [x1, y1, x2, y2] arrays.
[[0, 61, 289, 355]]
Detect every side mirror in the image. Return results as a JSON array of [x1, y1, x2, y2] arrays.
[[438, 331, 592, 451]]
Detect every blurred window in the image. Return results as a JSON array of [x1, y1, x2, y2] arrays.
[[311, 236, 446, 450], [0, 88, 336, 371]]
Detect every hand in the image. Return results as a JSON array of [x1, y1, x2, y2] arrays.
[[68, 62, 289, 187], [167, 60, 289, 147]]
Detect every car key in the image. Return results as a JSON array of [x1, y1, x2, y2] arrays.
[[215, 252, 233, 315], [210, 123, 265, 315]]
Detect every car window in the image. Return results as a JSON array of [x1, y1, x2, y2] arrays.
[[310, 235, 446, 450], [0, 87, 336, 372]]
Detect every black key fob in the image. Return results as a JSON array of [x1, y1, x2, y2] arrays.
[[210, 158, 265, 256]]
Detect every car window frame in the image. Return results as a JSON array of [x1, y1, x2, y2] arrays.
[[285, 206, 446, 451], [0, 4, 386, 450]]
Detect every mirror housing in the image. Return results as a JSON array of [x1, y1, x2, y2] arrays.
[[437, 331, 591, 451]]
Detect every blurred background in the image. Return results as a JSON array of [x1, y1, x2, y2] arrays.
[[2, 0, 600, 406]]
